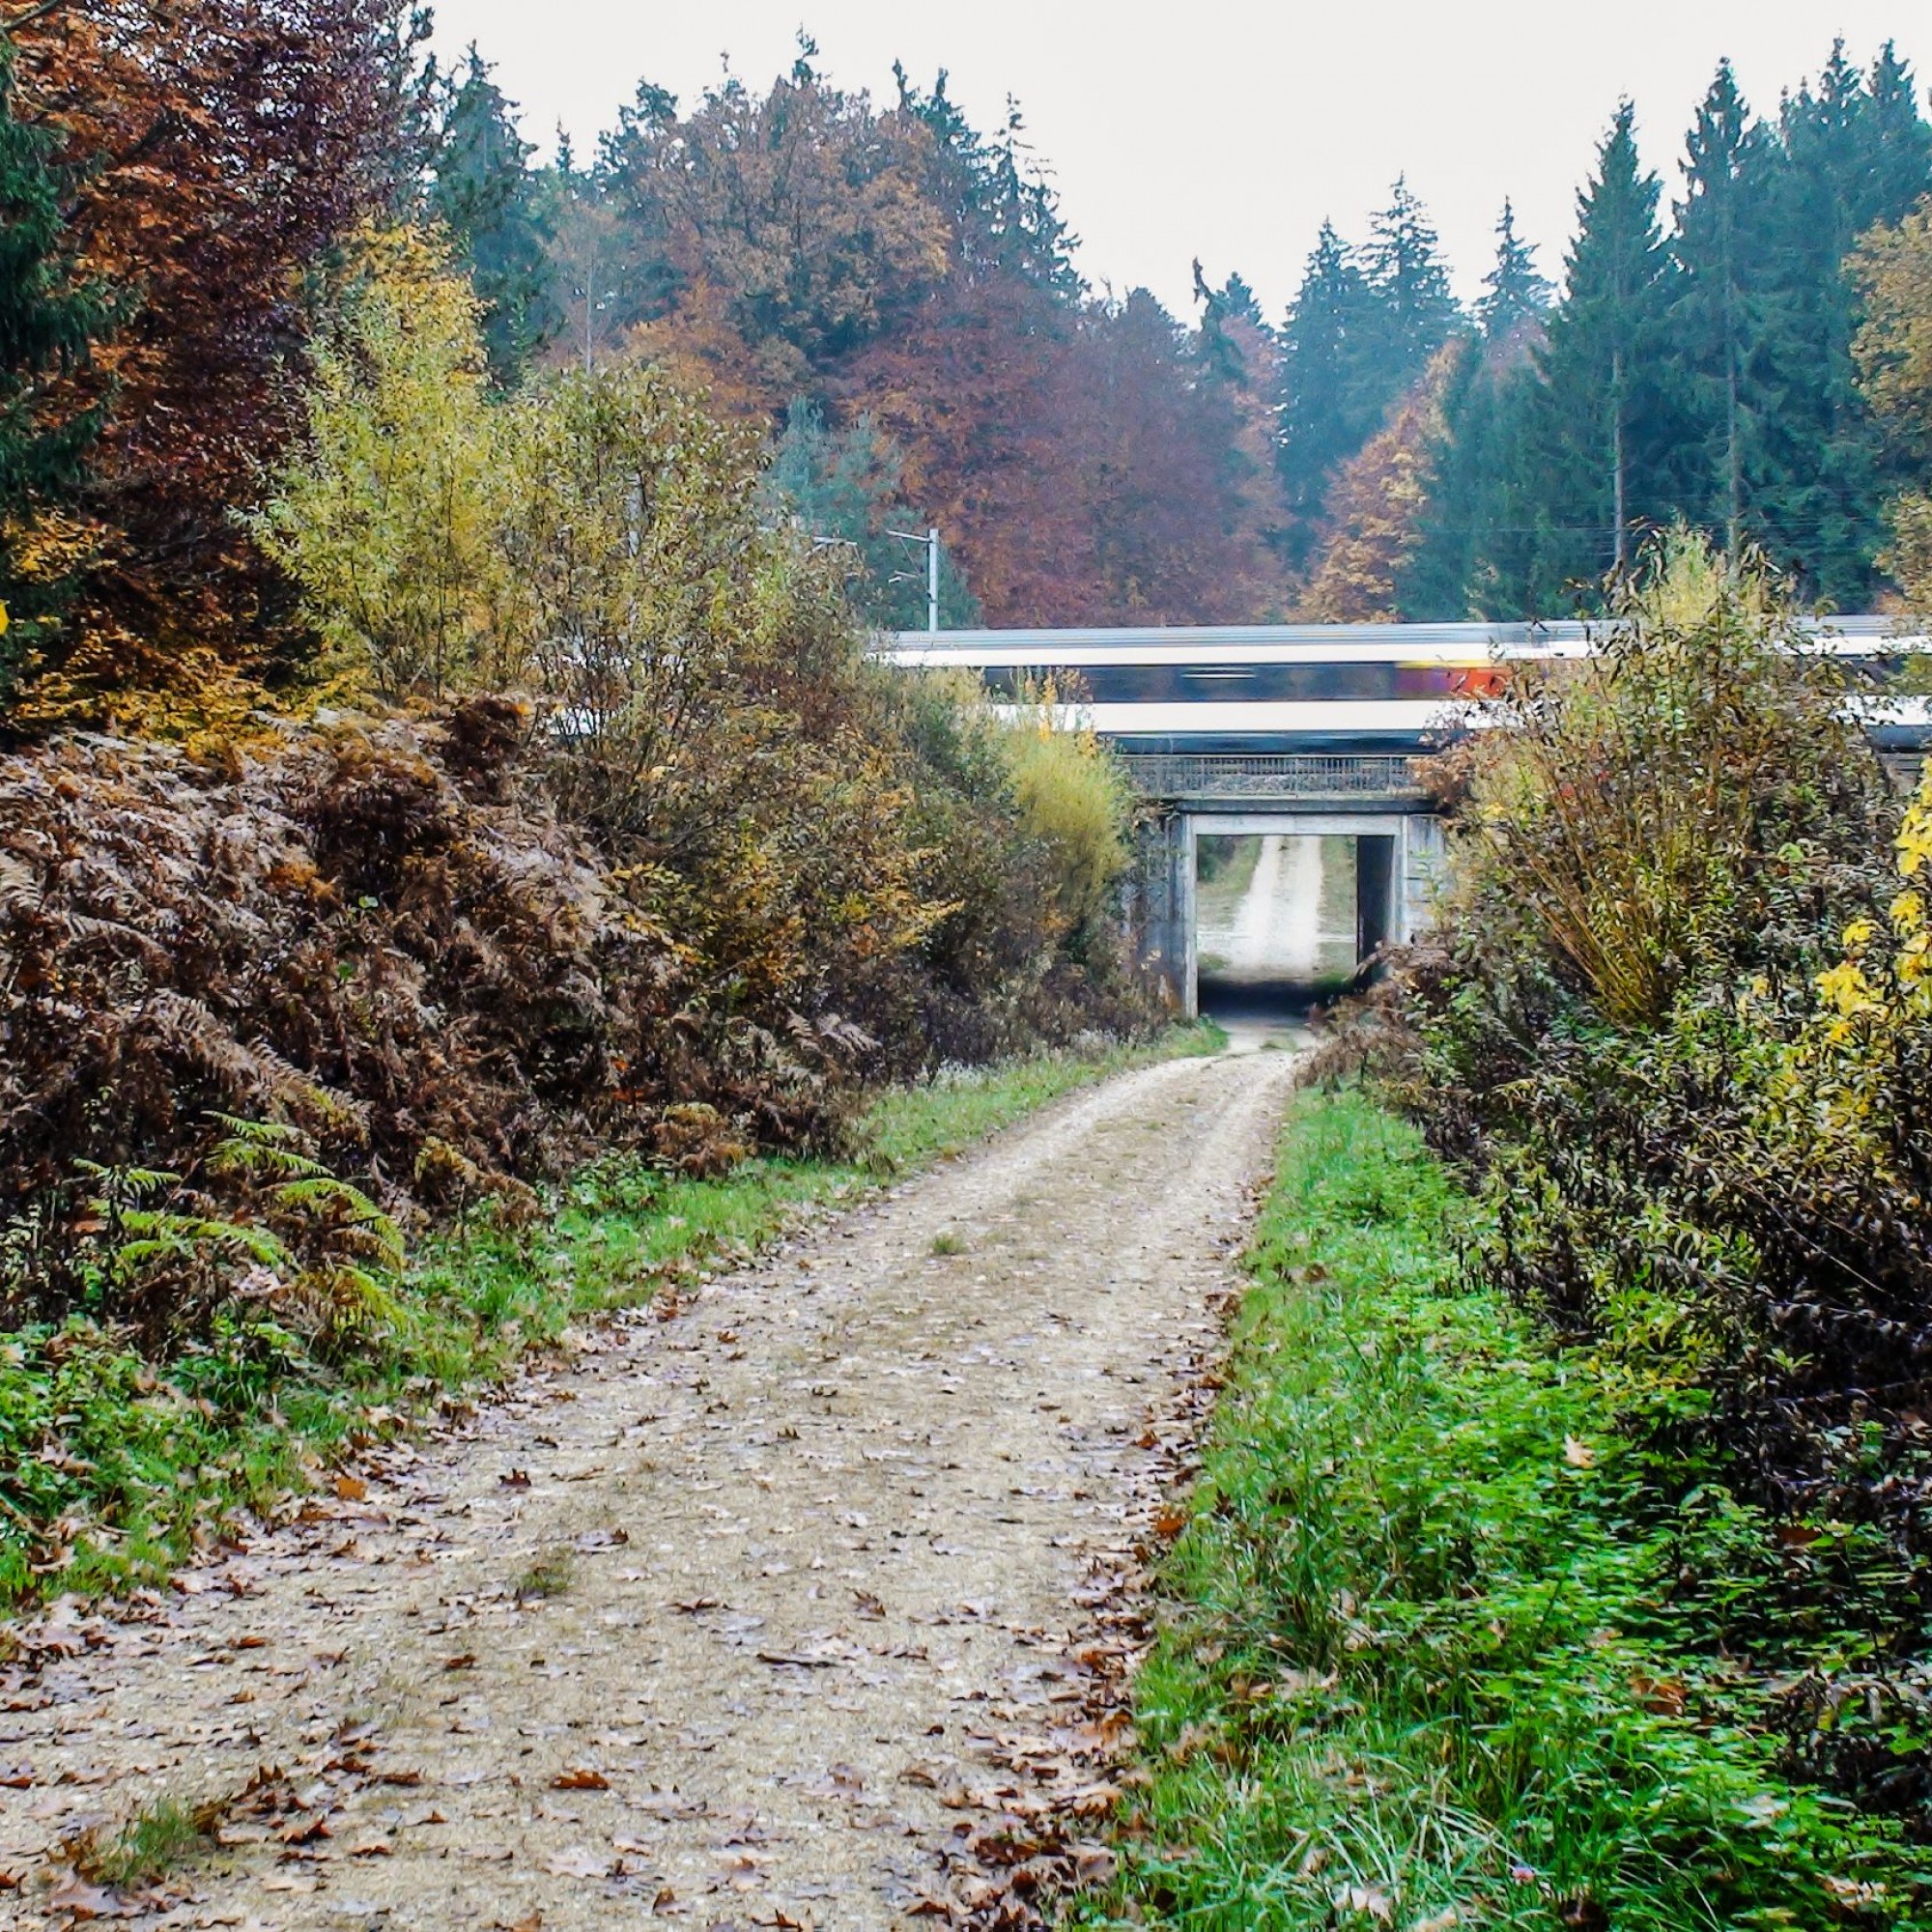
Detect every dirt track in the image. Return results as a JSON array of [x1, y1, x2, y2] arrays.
[[1, 1045, 1298, 1930]]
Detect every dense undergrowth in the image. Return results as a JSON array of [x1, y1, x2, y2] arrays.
[[0, 1030, 1215, 1610], [1300, 535, 1932, 1855], [1086, 1090, 1927, 1930]]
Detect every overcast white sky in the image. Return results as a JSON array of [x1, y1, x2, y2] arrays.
[[427, 0, 1930, 320]]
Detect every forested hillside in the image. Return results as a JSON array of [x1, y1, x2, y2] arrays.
[[3, 12, 1931, 705], [376, 33, 1932, 628]]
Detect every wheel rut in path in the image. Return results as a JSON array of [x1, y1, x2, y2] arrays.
[[3, 1047, 1300, 1929]]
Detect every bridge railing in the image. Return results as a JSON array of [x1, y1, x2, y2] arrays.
[[1118, 753, 1428, 800]]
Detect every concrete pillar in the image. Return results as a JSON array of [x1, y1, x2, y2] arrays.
[[1398, 814, 1446, 942], [1126, 811, 1193, 1014]]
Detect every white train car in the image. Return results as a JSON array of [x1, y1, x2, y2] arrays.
[[887, 620, 1932, 756]]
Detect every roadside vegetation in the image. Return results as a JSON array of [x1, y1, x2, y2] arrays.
[[0, 1028, 1215, 1609], [0, 222, 1173, 1612], [1086, 1091, 1922, 1928], [1090, 539, 1932, 1924]]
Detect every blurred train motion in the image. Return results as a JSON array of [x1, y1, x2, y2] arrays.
[[887, 619, 1932, 758]]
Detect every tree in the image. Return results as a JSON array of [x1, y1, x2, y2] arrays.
[[1360, 177, 1463, 390], [0, 41, 115, 700], [1533, 102, 1674, 585], [1750, 43, 1932, 603], [895, 67, 1082, 298], [8, 0, 413, 696], [760, 399, 977, 630], [254, 227, 501, 698], [1193, 265, 1291, 572], [1854, 192, 1932, 608], [1401, 205, 1551, 619], [1668, 61, 1776, 562], [1299, 344, 1458, 621], [1276, 221, 1379, 567], [1477, 200, 1551, 340], [428, 50, 556, 386]]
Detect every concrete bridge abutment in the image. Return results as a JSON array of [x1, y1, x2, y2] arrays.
[[1125, 799, 1444, 1019]]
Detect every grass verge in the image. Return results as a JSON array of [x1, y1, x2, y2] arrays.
[[1, 1024, 1221, 1613], [1078, 1089, 1924, 1931]]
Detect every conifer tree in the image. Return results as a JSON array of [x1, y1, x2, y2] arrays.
[[1276, 221, 1378, 567], [1404, 207, 1549, 618], [1360, 177, 1462, 391], [1752, 43, 1931, 602], [0, 43, 114, 696], [1477, 200, 1552, 340], [1533, 102, 1673, 585], [1668, 61, 1775, 562], [429, 50, 556, 385]]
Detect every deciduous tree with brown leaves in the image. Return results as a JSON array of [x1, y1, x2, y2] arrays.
[[5, 0, 414, 715]]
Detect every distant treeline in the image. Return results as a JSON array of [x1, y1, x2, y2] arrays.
[[3, 11, 1932, 719], [416, 35, 1932, 623]]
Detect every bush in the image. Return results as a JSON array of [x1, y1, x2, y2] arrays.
[[1363, 535, 1932, 1827]]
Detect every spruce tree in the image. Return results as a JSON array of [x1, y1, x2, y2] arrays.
[[0, 43, 114, 692], [1404, 207, 1550, 618], [1360, 177, 1462, 391], [429, 49, 557, 385], [1533, 101, 1673, 586], [1477, 201, 1552, 341], [1277, 221, 1378, 567], [1753, 43, 1931, 603], [1667, 61, 1776, 562]]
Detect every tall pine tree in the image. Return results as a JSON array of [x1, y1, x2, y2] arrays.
[[1276, 221, 1378, 568], [1404, 204, 1549, 618], [1361, 176, 1462, 388], [1477, 200, 1552, 339], [1532, 101, 1674, 589], [0, 42, 115, 696], [428, 50, 556, 385], [1752, 43, 1932, 602], [1667, 61, 1776, 562]]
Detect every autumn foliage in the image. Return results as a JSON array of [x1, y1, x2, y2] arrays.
[[5, 0, 411, 709]]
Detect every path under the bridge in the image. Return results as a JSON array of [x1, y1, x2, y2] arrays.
[[3, 1046, 1300, 1931]]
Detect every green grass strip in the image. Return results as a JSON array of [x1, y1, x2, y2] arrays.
[[1079, 1088, 1924, 1931], [1, 1025, 1221, 1614]]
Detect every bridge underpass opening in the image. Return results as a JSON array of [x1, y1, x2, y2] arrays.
[[1189, 829, 1398, 1023]]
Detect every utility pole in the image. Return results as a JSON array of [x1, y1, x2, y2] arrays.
[[888, 526, 945, 634]]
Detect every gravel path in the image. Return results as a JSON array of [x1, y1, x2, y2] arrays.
[[2, 1045, 1298, 1930]]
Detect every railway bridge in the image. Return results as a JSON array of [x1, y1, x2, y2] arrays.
[[890, 620, 1930, 1018]]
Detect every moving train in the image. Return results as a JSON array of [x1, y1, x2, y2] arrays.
[[887, 619, 1932, 757]]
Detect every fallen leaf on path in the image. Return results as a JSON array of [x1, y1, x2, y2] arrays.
[[443, 1652, 477, 1670], [572, 1527, 630, 1552], [544, 1846, 610, 1879], [493, 1916, 543, 1932], [551, 1768, 610, 1790], [498, 1469, 531, 1489], [348, 1837, 392, 1857], [332, 1474, 368, 1502], [43, 1874, 128, 1920]]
